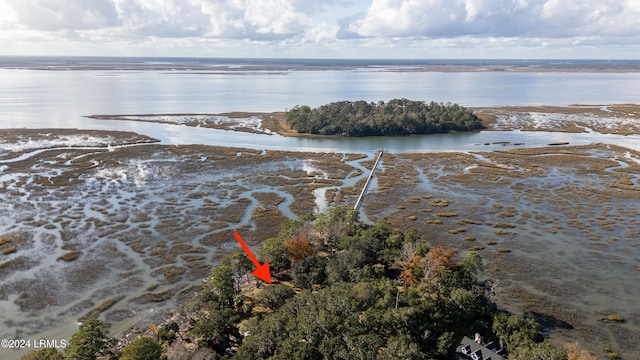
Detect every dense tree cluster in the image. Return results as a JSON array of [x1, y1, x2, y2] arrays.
[[185, 207, 566, 359], [24, 207, 584, 359], [284, 99, 484, 136]]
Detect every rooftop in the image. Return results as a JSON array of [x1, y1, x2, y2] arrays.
[[456, 336, 507, 360]]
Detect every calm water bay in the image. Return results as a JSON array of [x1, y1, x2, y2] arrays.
[[2, 66, 640, 152], [2, 67, 639, 126]]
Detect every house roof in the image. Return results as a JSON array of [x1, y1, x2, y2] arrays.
[[456, 336, 506, 360]]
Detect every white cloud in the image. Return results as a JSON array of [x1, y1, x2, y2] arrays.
[[3, 0, 318, 39], [0, 0, 639, 58], [0, 1, 17, 29], [8, 0, 119, 31], [111, 0, 210, 37], [198, 0, 313, 40], [345, 0, 640, 39]]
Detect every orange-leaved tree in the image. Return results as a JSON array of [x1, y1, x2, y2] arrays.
[[423, 246, 457, 278], [284, 232, 314, 265]]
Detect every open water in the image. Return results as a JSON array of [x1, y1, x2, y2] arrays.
[[1, 57, 640, 152]]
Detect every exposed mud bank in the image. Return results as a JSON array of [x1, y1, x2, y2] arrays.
[[476, 104, 640, 135]]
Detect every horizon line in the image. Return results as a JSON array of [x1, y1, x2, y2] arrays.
[[1, 55, 639, 62]]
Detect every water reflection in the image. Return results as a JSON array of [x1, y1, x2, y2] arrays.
[[84, 119, 640, 153]]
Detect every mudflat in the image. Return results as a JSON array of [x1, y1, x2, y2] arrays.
[[2, 108, 640, 358]]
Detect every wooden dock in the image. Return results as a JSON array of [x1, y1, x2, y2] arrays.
[[354, 150, 383, 211]]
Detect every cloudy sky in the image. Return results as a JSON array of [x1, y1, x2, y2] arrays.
[[1, 0, 639, 59]]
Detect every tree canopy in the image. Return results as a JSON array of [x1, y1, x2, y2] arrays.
[[64, 318, 114, 360], [119, 337, 164, 360], [284, 99, 484, 136]]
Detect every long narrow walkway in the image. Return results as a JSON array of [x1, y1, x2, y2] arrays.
[[354, 150, 383, 211]]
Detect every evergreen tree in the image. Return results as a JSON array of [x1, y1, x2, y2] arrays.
[[64, 318, 113, 360], [21, 348, 64, 360], [119, 337, 164, 360]]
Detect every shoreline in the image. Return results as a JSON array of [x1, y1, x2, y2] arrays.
[[86, 103, 640, 137]]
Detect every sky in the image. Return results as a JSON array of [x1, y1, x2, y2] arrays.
[[0, 0, 639, 59]]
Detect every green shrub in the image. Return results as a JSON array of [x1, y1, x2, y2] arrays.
[[120, 337, 163, 360]]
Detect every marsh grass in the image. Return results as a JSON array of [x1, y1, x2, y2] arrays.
[[130, 244, 145, 254], [498, 206, 519, 218], [253, 192, 286, 206], [2, 246, 17, 255], [184, 260, 211, 280], [430, 199, 450, 207], [134, 288, 174, 303], [182, 254, 206, 262], [567, 219, 587, 230], [626, 230, 640, 238], [169, 243, 206, 254], [607, 314, 625, 322], [448, 227, 467, 234], [458, 219, 482, 225], [153, 265, 186, 284], [533, 213, 555, 224], [436, 212, 458, 217], [79, 295, 125, 322], [58, 251, 81, 262], [494, 222, 517, 228]]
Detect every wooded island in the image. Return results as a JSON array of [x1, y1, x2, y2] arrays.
[[284, 99, 483, 136]]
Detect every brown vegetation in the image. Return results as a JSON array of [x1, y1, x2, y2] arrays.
[[58, 251, 81, 262]]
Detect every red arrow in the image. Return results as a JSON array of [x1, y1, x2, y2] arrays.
[[233, 231, 272, 284]]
